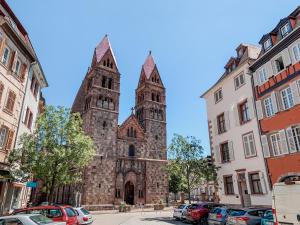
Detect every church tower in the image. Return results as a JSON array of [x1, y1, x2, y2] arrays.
[[135, 52, 167, 160], [72, 35, 120, 205]]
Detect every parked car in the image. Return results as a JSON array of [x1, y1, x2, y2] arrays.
[[272, 180, 300, 225], [13, 205, 78, 225], [227, 208, 270, 225], [73, 208, 93, 225], [182, 204, 191, 221], [260, 210, 274, 225], [208, 207, 231, 225], [173, 204, 189, 220], [0, 214, 66, 225], [186, 202, 222, 224]]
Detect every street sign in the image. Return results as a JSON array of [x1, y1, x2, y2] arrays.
[[26, 181, 37, 188]]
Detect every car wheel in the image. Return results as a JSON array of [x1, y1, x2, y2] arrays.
[[199, 217, 207, 225]]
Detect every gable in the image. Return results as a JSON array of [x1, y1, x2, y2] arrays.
[[118, 115, 145, 140]]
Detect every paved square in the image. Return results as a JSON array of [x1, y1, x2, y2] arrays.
[[92, 211, 185, 225]]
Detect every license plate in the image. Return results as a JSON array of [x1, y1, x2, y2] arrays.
[[210, 214, 217, 219]]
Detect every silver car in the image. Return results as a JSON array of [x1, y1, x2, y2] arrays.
[[227, 208, 271, 225], [74, 208, 93, 225], [0, 214, 66, 225], [173, 204, 189, 220]]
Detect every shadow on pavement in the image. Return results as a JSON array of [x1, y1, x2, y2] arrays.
[[140, 217, 185, 224]]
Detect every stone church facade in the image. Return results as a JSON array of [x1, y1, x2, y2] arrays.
[[72, 35, 168, 208]]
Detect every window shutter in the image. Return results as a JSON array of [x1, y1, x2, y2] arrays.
[[266, 62, 273, 78], [255, 100, 264, 120], [233, 174, 239, 195], [9, 51, 15, 70], [271, 92, 279, 113], [213, 118, 218, 135], [245, 172, 252, 195], [290, 81, 300, 105], [253, 71, 260, 86], [22, 105, 27, 123], [261, 135, 270, 158], [5, 129, 14, 151], [225, 111, 230, 131], [286, 127, 297, 153], [248, 97, 255, 119], [228, 141, 235, 161], [233, 104, 240, 126], [271, 60, 277, 75], [214, 145, 221, 164], [282, 49, 292, 67], [259, 172, 268, 194], [279, 129, 289, 154], [12, 50, 18, 72], [20, 63, 27, 82]]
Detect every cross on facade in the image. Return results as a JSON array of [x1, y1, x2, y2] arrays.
[[131, 107, 135, 114]]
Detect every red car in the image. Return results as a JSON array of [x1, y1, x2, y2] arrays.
[[13, 205, 78, 225], [186, 202, 222, 224]]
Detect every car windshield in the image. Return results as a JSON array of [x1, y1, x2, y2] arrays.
[[80, 208, 90, 215], [178, 205, 186, 209], [30, 215, 53, 225], [230, 210, 246, 216], [211, 208, 223, 214], [47, 209, 62, 218], [190, 204, 199, 209], [65, 208, 76, 217], [263, 210, 273, 218]]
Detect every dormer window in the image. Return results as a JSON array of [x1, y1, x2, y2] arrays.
[[281, 23, 291, 37], [264, 39, 272, 51]]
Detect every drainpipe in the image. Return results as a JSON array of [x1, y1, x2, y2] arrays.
[[246, 64, 273, 192]]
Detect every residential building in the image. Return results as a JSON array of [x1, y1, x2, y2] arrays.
[[202, 44, 272, 207], [50, 35, 168, 209], [0, 0, 47, 215], [250, 6, 300, 185]]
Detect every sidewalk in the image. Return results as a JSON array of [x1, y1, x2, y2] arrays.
[[90, 206, 174, 215]]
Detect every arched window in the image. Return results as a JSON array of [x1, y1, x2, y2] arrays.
[[129, 145, 135, 157], [103, 60, 106, 66], [103, 121, 107, 129], [108, 78, 113, 89], [110, 63, 113, 69], [102, 76, 107, 88], [107, 58, 110, 66], [97, 96, 103, 108], [157, 94, 160, 102], [134, 130, 137, 138], [151, 93, 155, 101]]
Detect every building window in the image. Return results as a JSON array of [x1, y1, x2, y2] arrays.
[[115, 189, 121, 198], [0, 82, 4, 105], [281, 87, 294, 110], [258, 68, 267, 84], [249, 173, 263, 194], [214, 88, 223, 103], [270, 133, 284, 156], [24, 107, 33, 130], [217, 113, 226, 134], [138, 190, 144, 198], [127, 127, 136, 138], [292, 126, 300, 151], [0, 126, 8, 149], [224, 176, 234, 195], [129, 145, 135, 157], [30, 75, 39, 98], [292, 43, 300, 62], [234, 73, 245, 89], [239, 100, 250, 124], [243, 132, 256, 158], [101, 76, 107, 88], [108, 78, 113, 89], [220, 142, 230, 163], [274, 56, 285, 73], [1, 47, 10, 66], [5, 91, 16, 113], [264, 97, 275, 117], [264, 38, 272, 51], [281, 23, 291, 37], [15, 59, 21, 75]]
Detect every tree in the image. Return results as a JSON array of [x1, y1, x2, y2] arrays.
[[168, 134, 204, 203], [168, 160, 184, 201], [8, 106, 95, 202]]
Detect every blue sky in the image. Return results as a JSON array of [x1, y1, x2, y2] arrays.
[[7, 0, 300, 154]]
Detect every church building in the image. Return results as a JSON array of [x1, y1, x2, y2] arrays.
[[72, 35, 168, 209]]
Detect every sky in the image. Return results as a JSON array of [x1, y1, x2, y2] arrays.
[[7, 0, 300, 155]]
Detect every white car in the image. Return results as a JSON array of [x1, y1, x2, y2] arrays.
[[173, 204, 189, 220], [0, 214, 66, 225], [74, 208, 93, 225]]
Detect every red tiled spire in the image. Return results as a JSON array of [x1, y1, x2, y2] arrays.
[[142, 50, 155, 79], [94, 34, 118, 67]]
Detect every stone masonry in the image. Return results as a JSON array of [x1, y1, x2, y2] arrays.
[[72, 35, 168, 209]]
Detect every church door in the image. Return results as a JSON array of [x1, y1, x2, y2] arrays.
[[125, 181, 134, 205]]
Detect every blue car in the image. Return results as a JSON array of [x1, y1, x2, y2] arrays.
[[261, 210, 274, 225], [208, 207, 231, 225]]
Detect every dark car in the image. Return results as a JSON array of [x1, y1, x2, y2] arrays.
[[208, 207, 232, 225], [227, 208, 271, 225], [186, 202, 222, 224]]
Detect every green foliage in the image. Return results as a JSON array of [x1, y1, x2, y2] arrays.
[[168, 134, 218, 203], [8, 106, 95, 201]]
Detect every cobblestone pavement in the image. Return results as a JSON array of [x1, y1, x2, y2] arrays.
[[92, 210, 185, 225]]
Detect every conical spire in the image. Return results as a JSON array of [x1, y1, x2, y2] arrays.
[[142, 51, 156, 79], [94, 34, 118, 67]]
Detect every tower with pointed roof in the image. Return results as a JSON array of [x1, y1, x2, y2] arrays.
[[71, 36, 168, 209]]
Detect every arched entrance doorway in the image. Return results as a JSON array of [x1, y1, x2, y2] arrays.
[[125, 181, 134, 205]]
